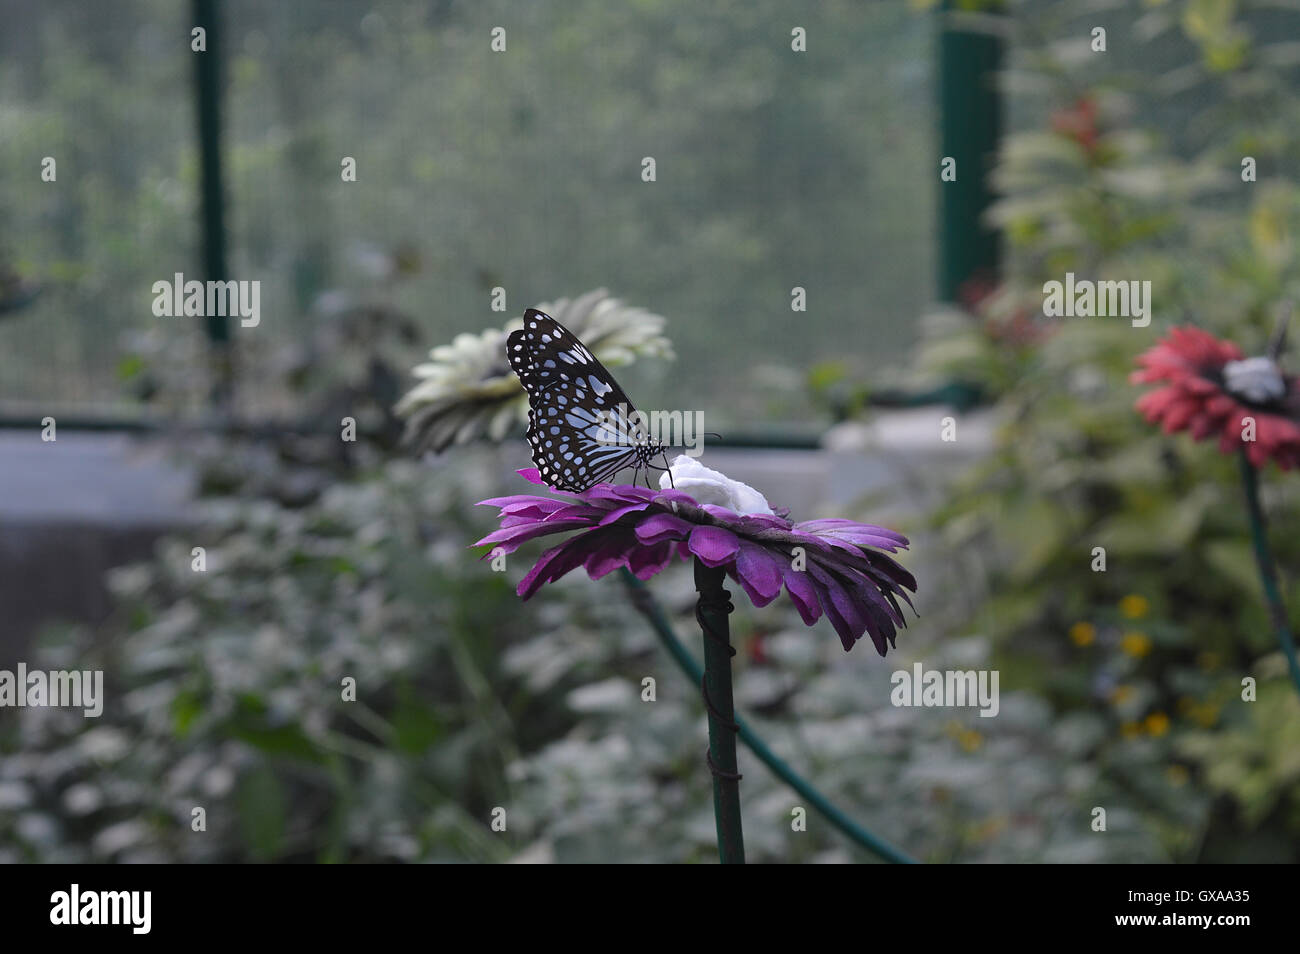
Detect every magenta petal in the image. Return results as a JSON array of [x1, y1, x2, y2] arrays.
[[517, 537, 594, 599], [478, 494, 561, 512], [781, 566, 821, 626], [634, 512, 693, 545], [799, 519, 910, 549], [584, 535, 635, 579], [515, 525, 636, 598], [730, 568, 775, 610], [545, 504, 605, 522], [814, 528, 909, 552], [652, 488, 701, 509], [501, 512, 551, 529], [735, 513, 791, 533], [688, 525, 741, 567], [627, 541, 675, 580], [597, 502, 652, 526], [517, 468, 544, 485], [473, 519, 589, 552], [858, 550, 919, 596], [808, 565, 866, 652], [584, 484, 656, 506], [734, 541, 783, 605]]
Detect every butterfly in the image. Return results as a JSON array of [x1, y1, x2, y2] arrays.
[[507, 309, 671, 492]]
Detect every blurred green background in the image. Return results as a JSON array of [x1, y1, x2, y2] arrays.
[[2, 0, 1299, 863]]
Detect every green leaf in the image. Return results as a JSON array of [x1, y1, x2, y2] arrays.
[[1204, 540, 1262, 599], [236, 765, 287, 862]]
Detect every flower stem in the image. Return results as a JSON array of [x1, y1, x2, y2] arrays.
[[693, 558, 745, 864], [1238, 451, 1300, 698]]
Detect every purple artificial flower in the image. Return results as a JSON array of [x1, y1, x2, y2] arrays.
[[474, 464, 917, 655]]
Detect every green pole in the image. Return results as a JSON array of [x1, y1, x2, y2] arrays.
[[694, 559, 745, 863], [192, 0, 233, 409], [1238, 452, 1300, 698], [938, 0, 1005, 302]]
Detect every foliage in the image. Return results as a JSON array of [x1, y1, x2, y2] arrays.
[[1, 449, 1181, 863], [894, 0, 1300, 860]]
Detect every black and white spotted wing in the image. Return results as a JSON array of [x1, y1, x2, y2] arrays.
[[507, 309, 661, 492]]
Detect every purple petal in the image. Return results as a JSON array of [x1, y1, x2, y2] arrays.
[[472, 519, 590, 552], [544, 503, 606, 522], [809, 527, 910, 552], [808, 566, 866, 652], [687, 525, 741, 567], [583, 484, 656, 505], [634, 512, 694, 545], [734, 513, 792, 533], [597, 502, 652, 526], [584, 530, 639, 580], [517, 536, 596, 599], [478, 494, 563, 512], [781, 565, 821, 626], [857, 550, 919, 596], [734, 541, 783, 606], [651, 488, 701, 510], [627, 541, 676, 580], [516, 525, 632, 599], [501, 513, 548, 529], [800, 517, 907, 538]]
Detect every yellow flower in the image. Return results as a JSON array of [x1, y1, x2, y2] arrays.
[[974, 816, 1007, 841], [1144, 711, 1170, 737], [946, 722, 983, 752], [1069, 621, 1096, 646], [1119, 595, 1150, 620], [1120, 721, 1141, 739], [1120, 631, 1153, 658], [1178, 696, 1219, 727]]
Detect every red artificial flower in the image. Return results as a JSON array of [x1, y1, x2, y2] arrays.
[[1131, 326, 1300, 469]]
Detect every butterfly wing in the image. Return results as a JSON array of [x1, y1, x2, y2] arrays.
[[507, 309, 647, 491]]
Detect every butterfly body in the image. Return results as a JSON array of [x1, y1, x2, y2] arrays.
[[507, 309, 666, 491]]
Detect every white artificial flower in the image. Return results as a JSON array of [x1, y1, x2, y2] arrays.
[[396, 288, 673, 454], [1223, 356, 1286, 404], [660, 455, 774, 516]]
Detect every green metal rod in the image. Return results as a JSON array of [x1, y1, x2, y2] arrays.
[[620, 568, 917, 864], [938, 0, 1005, 303], [192, 0, 234, 408], [1238, 451, 1300, 698]]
